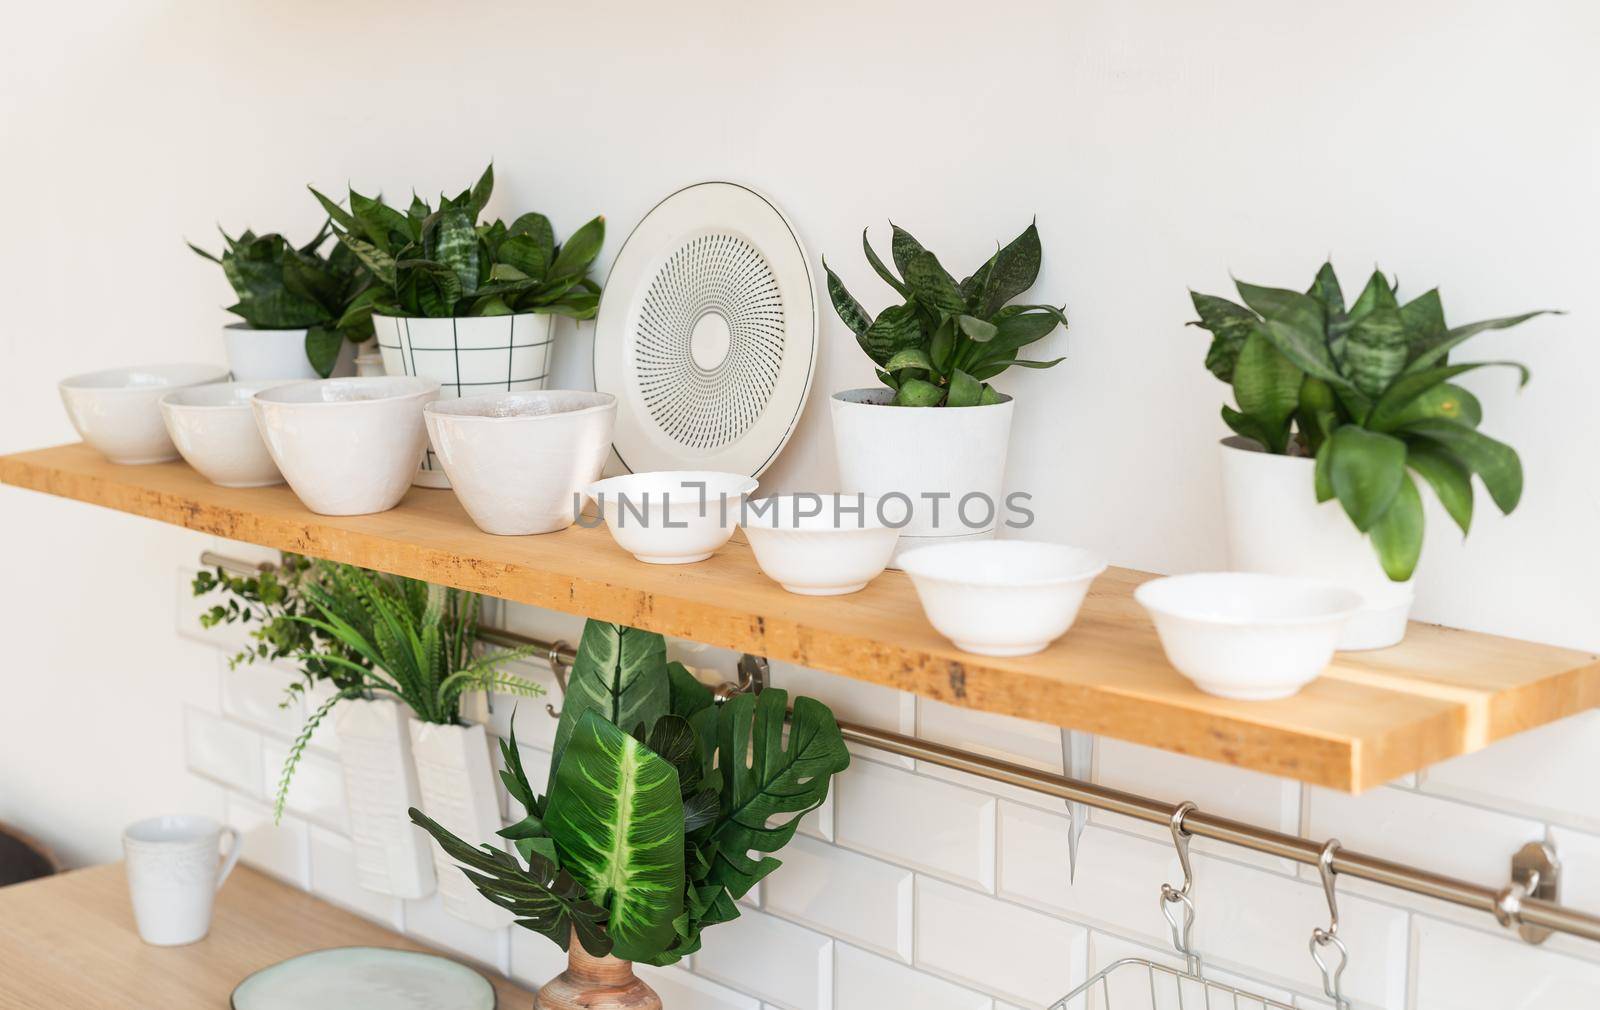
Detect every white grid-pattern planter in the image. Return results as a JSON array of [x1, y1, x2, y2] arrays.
[[333, 698, 436, 900], [374, 313, 555, 487], [409, 721, 513, 930]]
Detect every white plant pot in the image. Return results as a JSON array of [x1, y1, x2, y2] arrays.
[[1219, 436, 1415, 650], [223, 325, 356, 381], [373, 313, 555, 488], [830, 388, 1015, 563], [333, 698, 435, 900], [409, 721, 513, 929]]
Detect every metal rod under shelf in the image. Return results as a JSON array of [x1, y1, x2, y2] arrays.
[[196, 550, 1600, 947]]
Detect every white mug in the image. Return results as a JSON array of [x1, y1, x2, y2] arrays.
[[122, 814, 241, 946]]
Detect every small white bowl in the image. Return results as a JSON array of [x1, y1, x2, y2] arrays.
[[1135, 572, 1363, 700], [425, 391, 618, 536], [743, 494, 900, 595], [898, 540, 1107, 656], [59, 364, 230, 464], [160, 381, 290, 488], [253, 376, 440, 516], [587, 471, 758, 564]]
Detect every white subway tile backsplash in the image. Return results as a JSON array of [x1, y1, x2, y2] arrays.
[[835, 943, 992, 1010], [226, 794, 308, 889], [185, 707, 263, 795], [261, 740, 348, 833], [1412, 916, 1600, 1009], [1552, 826, 1600, 919], [220, 662, 306, 738], [636, 963, 762, 1010], [763, 834, 914, 961], [508, 925, 571, 991], [1420, 711, 1600, 831], [916, 698, 1066, 810], [769, 660, 917, 768], [308, 825, 403, 930], [835, 758, 996, 892], [914, 875, 1089, 1008], [693, 908, 833, 1010], [404, 892, 510, 975]]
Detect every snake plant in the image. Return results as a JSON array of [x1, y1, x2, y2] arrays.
[[824, 221, 1068, 405], [1190, 262, 1555, 580], [189, 227, 377, 377], [310, 164, 605, 320], [410, 619, 850, 965]]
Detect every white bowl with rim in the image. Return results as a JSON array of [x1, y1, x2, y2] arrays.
[[1135, 572, 1362, 700], [424, 391, 617, 536], [252, 376, 440, 516], [898, 540, 1107, 656], [587, 471, 758, 564], [743, 494, 900, 595], [160, 381, 291, 488], [59, 363, 230, 464]]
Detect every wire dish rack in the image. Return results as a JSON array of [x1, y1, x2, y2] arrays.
[[1052, 804, 1349, 1010]]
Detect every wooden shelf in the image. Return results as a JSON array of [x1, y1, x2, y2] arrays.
[[5, 441, 1598, 791]]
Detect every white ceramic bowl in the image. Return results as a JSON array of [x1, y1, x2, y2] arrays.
[[898, 540, 1107, 656], [587, 471, 758, 564], [252, 376, 440, 516], [159, 381, 290, 488], [58, 364, 229, 464], [743, 494, 900, 595], [1135, 572, 1363, 700], [425, 391, 618, 536]]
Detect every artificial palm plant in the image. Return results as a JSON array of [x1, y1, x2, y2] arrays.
[[410, 620, 850, 971]]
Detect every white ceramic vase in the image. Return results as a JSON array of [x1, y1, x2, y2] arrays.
[[409, 721, 513, 929], [373, 313, 555, 487], [1218, 436, 1414, 650], [830, 388, 1015, 562], [333, 698, 436, 900], [223, 325, 357, 381]]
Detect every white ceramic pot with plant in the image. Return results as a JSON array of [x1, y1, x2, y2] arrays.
[[1189, 262, 1548, 649], [332, 697, 437, 899], [409, 720, 512, 929], [190, 227, 372, 380], [824, 221, 1067, 559], [313, 165, 605, 487]]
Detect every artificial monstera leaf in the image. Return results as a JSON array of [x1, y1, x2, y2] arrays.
[[549, 621, 670, 790], [707, 689, 849, 900], [544, 711, 685, 962]]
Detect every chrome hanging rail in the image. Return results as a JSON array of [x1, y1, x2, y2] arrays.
[[197, 551, 1598, 946]]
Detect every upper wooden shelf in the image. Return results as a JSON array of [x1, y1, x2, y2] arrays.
[[5, 442, 1597, 791]]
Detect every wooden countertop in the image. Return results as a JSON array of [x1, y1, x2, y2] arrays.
[[0, 863, 529, 1008], [4, 441, 1598, 791]]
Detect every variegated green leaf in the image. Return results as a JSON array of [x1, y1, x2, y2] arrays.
[[978, 221, 1042, 317], [824, 259, 873, 337], [549, 622, 670, 789], [1188, 292, 1258, 383]]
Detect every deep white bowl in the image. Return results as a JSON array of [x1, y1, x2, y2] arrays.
[[587, 471, 758, 564], [743, 494, 900, 595], [898, 540, 1107, 656], [1135, 572, 1363, 700], [252, 376, 440, 516], [160, 381, 290, 488], [425, 391, 618, 536], [59, 364, 230, 464]]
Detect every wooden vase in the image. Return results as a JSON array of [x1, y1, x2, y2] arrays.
[[533, 934, 661, 1010]]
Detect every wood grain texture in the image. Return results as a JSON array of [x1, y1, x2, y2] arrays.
[[532, 930, 661, 1010], [5, 442, 1598, 791], [0, 863, 529, 1008]]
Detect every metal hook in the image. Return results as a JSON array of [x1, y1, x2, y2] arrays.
[[543, 640, 571, 718], [1310, 839, 1350, 1009], [1159, 801, 1199, 969]]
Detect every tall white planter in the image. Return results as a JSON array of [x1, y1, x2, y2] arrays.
[[831, 388, 1015, 561], [223, 325, 357, 381], [373, 313, 555, 487], [409, 721, 513, 929], [1219, 437, 1414, 650], [333, 698, 436, 899]]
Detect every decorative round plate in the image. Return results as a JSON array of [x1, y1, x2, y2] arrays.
[[594, 181, 817, 476], [231, 947, 496, 1010]]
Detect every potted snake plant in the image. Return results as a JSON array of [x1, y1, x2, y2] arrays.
[[1189, 262, 1553, 648], [412, 620, 850, 1009], [311, 165, 605, 487], [824, 222, 1067, 557]]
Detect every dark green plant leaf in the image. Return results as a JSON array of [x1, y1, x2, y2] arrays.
[[308, 187, 359, 234], [1313, 437, 1335, 502], [337, 234, 398, 288], [928, 316, 955, 376], [1369, 472, 1424, 582], [1221, 404, 1275, 451], [1343, 272, 1408, 397], [1403, 420, 1522, 514], [823, 260, 873, 338], [860, 304, 923, 365], [1326, 425, 1408, 532], [968, 356, 1064, 380], [960, 256, 994, 306], [894, 378, 945, 406], [1188, 292, 1258, 383], [863, 229, 907, 296], [958, 315, 998, 342], [884, 348, 935, 373], [396, 259, 463, 317], [499, 234, 551, 280], [904, 251, 965, 313], [1297, 376, 1341, 456], [548, 215, 606, 281], [508, 213, 555, 277], [889, 224, 933, 282], [467, 163, 494, 220], [304, 327, 343, 378], [1406, 442, 1474, 536], [1399, 288, 1446, 361], [1306, 261, 1345, 317], [946, 369, 982, 407], [1405, 310, 1557, 375], [1366, 362, 1527, 431], [978, 221, 1042, 317], [1234, 280, 1350, 390], [667, 661, 714, 719], [550, 622, 670, 790], [1230, 329, 1303, 454], [422, 207, 481, 297]]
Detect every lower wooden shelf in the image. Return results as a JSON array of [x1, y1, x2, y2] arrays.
[[4, 441, 1597, 791]]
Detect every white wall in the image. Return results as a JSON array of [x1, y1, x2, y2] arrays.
[[2, 0, 1598, 1005]]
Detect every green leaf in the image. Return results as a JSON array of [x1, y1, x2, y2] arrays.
[[1369, 472, 1424, 582], [1314, 437, 1335, 502], [1234, 280, 1350, 390], [884, 348, 935, 373], [304, 327, 343, 378], [307, 187, 358, 234], [1297, 376, 1341, 456], [1306, 261, 1345, 317], [978, 308, 1064, 365], [979, 383, 1004, 405], [1221, 404, 1275, 450], [928, 316, 955, 375], [824, 259, 872, 338], [978, 221, 1042, 317], [1326, 425, 1408, 532], [467, 163, 494, 220], [1404, 310, 1557, 375], [862, 229, 907, 297], [349, 190, 411, 253], [1230, 329, 1303, 454], [545, 711, 684, 962], [498, 234, 551, 280], [903, 250, 965, 313], [1366, 362, 1527, 431], [337, 234, 397, 288], [707, 691, 848, 900], [959, 256, 994, 307], [1343, 271, 1408, 397], [549, 215, 606, 281], [1188, 292, 1258, 383], [508, 213, 556, 277], [549, 621, 671, 790], [958, 315, 998, 342], [946, 369, 981, 407], [396, 260, 463, 318], [1380, 382, 1481, 431], [1403, 420, 1522, 514], [667, 661, 714, 718], [860, 303, 923, 365], [1406, 442, 1473, 536], [423, 207, 480, 297], [894, 378, 945, 406], [968, 356, 1064, 380], [1399, 288, 1446, 361], [889, 224, 932, 282]]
